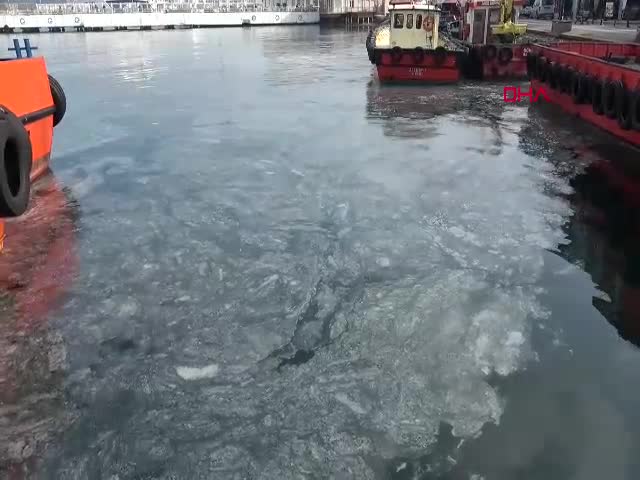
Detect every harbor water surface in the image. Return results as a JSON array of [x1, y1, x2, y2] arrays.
[[2, 26, 640, 479]]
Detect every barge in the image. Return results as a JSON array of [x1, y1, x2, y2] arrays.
[[527, 42, 640, 147]]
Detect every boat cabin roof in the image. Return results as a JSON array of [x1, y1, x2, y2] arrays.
[[389, 0, 440, 8]]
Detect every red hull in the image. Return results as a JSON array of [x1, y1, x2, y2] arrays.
[[374, 48, 461, 84], [531, 79, 640, 147], [528, 41, 640, 148]]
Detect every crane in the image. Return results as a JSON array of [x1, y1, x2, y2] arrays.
[[491, 0, 527, 42]]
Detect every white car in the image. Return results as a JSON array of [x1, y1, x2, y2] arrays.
[[532, 0, 554, 19]]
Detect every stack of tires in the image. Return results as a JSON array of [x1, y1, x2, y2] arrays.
[[0, 74, 66, 218], [527, 52, 640, 132]]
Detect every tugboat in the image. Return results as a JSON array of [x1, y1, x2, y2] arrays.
[[370, 0, 466, 84], [460, 0, 530, 79], [0, 38, 67, 251]]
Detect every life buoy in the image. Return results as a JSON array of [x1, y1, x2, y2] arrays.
[[0, 107, 32, 217], [19, 18, 25, 25], [390, 46, 403, 64], [602, 80, 618, 119], [47, 17, 53, 24], [631, 89, 640, 131], [422, 15, 433, 31], [591, 78, 604, 115], [275, 15, 280, 21], [615, 82, 632, 130], [497, 47, 512, 65], [412, 46, 425, 65], [251, 15, 256, 21], [75, 16, 80, 23], [298, 14, 303, 21], [48, 75, 66, 127]]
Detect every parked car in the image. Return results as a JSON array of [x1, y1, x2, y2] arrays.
[[532, 0, 554, 19], [521, 5, 533, 16]]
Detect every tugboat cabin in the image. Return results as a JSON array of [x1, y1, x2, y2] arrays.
[[388, 0, 441, 49]]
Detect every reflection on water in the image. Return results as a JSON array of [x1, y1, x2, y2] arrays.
[[562, 160, 640, 347], [2, 28, 640, 479], [0, 174, 79, 477]]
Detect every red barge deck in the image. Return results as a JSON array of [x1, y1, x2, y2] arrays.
[[527, 42, 640, 148]]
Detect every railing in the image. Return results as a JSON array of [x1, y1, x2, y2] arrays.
[[318, 0, 383, 14], [0, 2, 318, 15]]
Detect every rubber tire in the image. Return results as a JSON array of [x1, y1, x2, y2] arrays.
[[571, 72, 589, 104], [497, 47, 513, 65], [602, 80, 618, 119], [580, 74, 593, 103], [391, 46, 403, 64], [543, 59, 552, 84], [526, 53, 537, 79], [615, 82, 632, 130], [0, 109, 32, 217], [483, 44, 497, 61], [48, 74, 66, 127], [631, 89, 640, 131], [549, 62, 559, 90], [413, 47, 425, 65], [433, 46, 447, 66], [562, 66, 573, 94], [536, 56, 547, 82], [592, 78, 604, 115]]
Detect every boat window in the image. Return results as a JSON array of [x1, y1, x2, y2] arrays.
[[416, 14, 422, 29], [394, 13, 404, 28], [406, 14, 413, 28]]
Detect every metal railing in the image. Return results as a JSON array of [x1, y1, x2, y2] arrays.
[[0, 1, 318, 15]]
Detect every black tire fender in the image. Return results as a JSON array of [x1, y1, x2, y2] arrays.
[[0, 108, 32, 217], [390, 46, 403, 64], [549, 62, 561, 90], [571, 72, 584, 103], [413, 46, 425, 64], [615, 82, 632, 130], [433, 46, 447, 66], [561, 66, 573, 94], [580, 73, 593, 103], [592, 78, 605, 115], [631, 88, 640, 131], [483, 44, 497, 61], [497, 47, 513, 65], [602, 80, 618, 119], [48, 74, 66, 127], [526, 52, 537, 79], [536, 56, 547, 81]]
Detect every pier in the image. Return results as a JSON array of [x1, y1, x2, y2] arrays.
[[318, 0, 385, 26]]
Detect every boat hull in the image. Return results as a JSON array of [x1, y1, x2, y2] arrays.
[[0, 57, 55, 181], [528, 42, 640, 148], [374, 48, 461, 84], [531, 79, 640, 147]]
